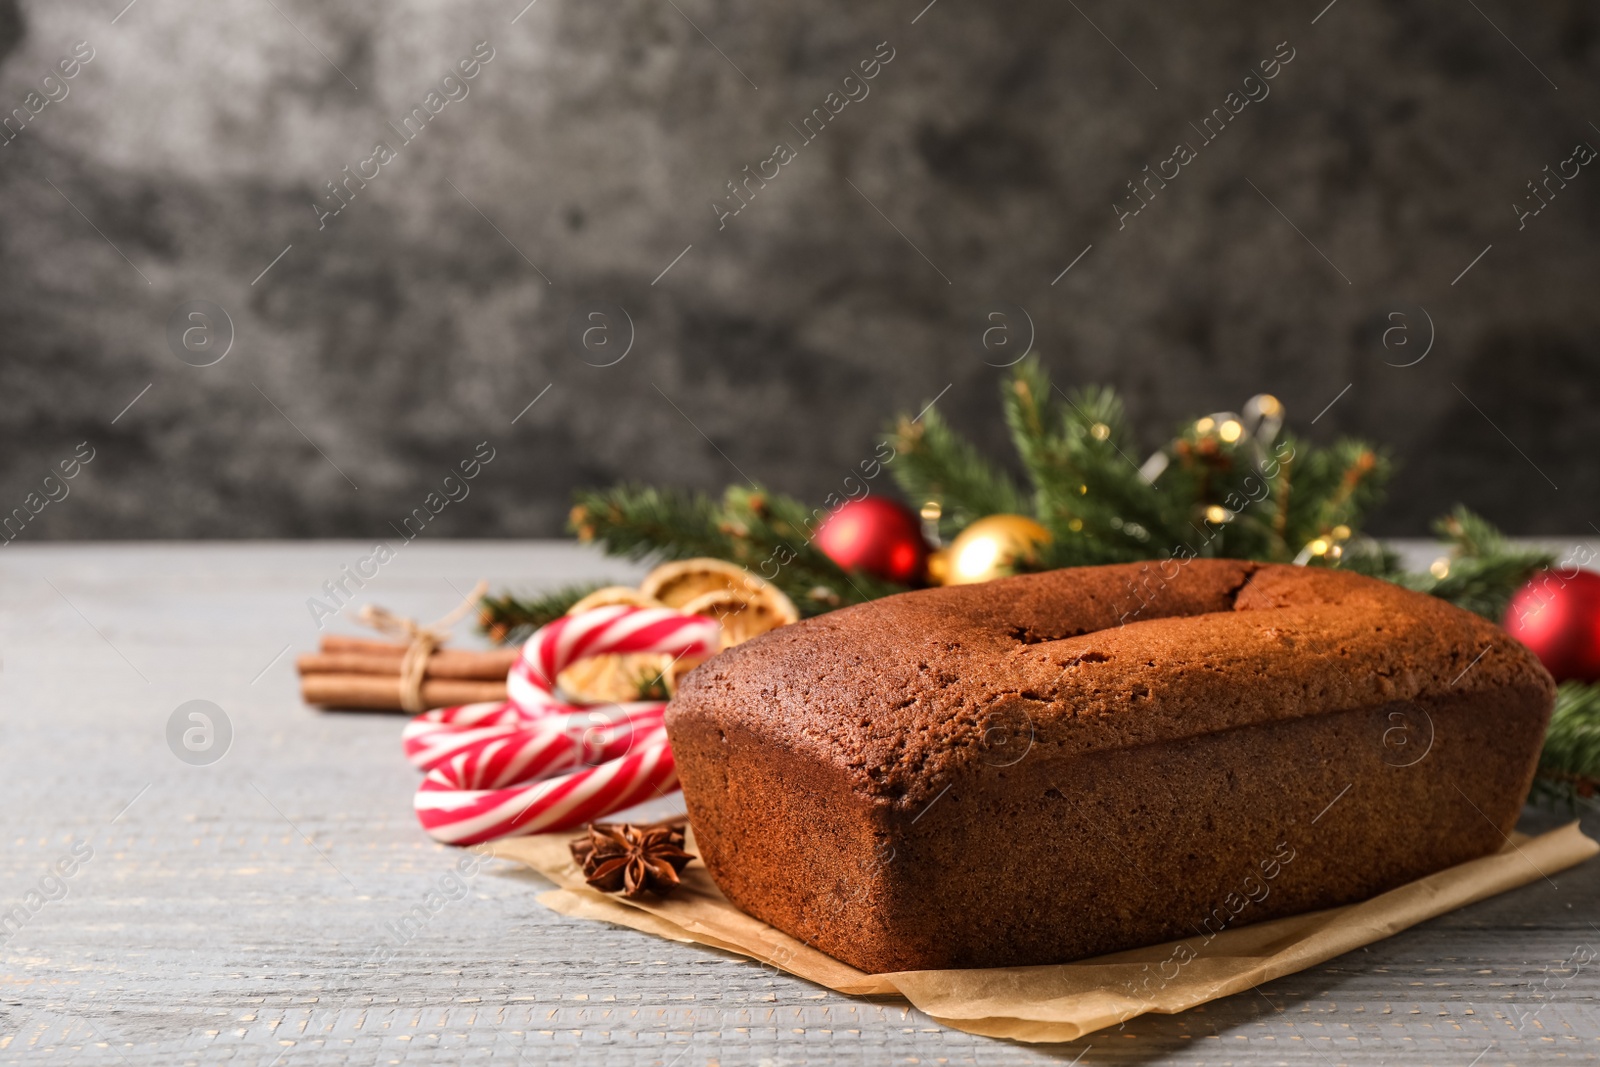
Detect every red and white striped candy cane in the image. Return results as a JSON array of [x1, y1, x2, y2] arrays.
[[406, 605, 720, 845]]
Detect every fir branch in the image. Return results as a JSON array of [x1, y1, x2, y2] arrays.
[[1387, 506, 1554, 620], [1156, 430, 1277, 561], [570, 483, 913, 617], [1532, 681, 1600, 810], [1437, 504, 1514, 558], [570, 485, 734, 562], [1414, 553, 1556, 620], [1049, 383, 1173, 549], [888, 409, 1026, 538], [1278, 438, 1392, 553], [477, 581, 606, 645], [718, 485, 914, 610], [1002, 359, 1061, 507], [1002, 361, 1173, 566]]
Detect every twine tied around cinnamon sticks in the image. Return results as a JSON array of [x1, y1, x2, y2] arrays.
[[357, 581, 489, 712]]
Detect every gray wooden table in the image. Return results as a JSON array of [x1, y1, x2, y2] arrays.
[[3, 541, 1598, 1066]]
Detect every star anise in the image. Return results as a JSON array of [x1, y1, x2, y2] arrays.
[[569, 819, 695, 899]]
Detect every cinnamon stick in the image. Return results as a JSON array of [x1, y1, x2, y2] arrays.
[[296, 648, 518, 680], [320, 635, 426, 655], [299, 673, 507, 712]]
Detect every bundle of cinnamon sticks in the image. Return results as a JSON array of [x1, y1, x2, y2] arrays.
[[297, 635, 516, 711]]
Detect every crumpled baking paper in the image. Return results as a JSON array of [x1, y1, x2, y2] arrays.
[[485, 821, 1597, 1043]]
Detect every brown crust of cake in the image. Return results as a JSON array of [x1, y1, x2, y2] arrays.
[[665, 560, 1555, 973]]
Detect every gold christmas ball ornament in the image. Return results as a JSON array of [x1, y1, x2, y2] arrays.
[[942, 514, 1052, 585]]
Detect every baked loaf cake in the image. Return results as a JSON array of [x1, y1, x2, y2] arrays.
[[665, 560, 1554, 973]]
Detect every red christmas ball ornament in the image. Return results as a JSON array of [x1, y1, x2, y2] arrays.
[[1504, 569, 1600, 683], [814, 497, 929, 585]]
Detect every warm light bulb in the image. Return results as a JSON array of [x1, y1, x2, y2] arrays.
[[1308, 538, 1329, 556], [920, 500, 942, 522], [1429, 557, 1451, 579], [1205, 505, 1231, 524], [1331, 524, 1351, 540], [1090, 422, 1111, 441], [1195, 417, 1215, 434], [1218, 419, 1242, 443]]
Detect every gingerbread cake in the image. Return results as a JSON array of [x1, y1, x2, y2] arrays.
[[664, 560, 1554, 973]]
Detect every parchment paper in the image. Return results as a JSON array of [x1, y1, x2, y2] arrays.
[[486, 822, 1597, 1043]]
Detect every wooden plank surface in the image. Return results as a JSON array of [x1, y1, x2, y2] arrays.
[[1, 540, 1597, 1066]]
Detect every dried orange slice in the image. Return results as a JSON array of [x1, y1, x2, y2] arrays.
[[561, 564, 798, 701], [641, 558, 760, 608], [567, 586, 667, 613], [641, 558, 799, 622], [558, 653, 674, 704], [680, 588, 794, 650], [658, 585, 796, 690], [558, 587, 672, 704]]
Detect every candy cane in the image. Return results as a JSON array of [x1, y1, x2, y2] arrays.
[[406, 606, 720, 845]]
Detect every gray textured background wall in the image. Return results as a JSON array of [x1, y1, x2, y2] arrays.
[[0, 0, 1596, 541]]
